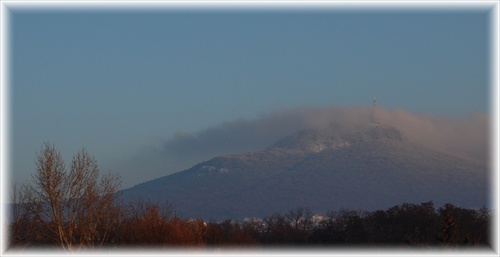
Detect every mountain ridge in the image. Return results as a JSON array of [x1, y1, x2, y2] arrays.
[[122, 124, 488, 220]]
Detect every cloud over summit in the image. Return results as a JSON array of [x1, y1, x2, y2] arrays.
[[119, 105, 489, 188], [163, 105, 489, 163]]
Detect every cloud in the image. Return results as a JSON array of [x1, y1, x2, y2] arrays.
[[119, 105, 489, 188], [379, 108, 489, 161], [162, 107, 311, 162], [162, 104, 489, 167], [161, 105, 378, 162]]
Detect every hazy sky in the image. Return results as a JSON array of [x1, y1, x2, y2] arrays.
[[7, 4, 492, 189]]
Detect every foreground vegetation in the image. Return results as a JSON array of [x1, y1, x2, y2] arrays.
[[9, 200, 492, 250], [8, 144, 491, 251]]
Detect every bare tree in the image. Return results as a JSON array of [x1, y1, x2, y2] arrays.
[[10, 183, 50, 248], [31, 143, 68, 248], [121, 198, 174, 245], [17, 143, 121, 250], [286, 207, 313, 232]]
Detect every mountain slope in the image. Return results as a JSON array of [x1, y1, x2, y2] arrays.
[[121, 124, 489, 220]]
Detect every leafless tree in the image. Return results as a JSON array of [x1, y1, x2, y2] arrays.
[[286, 207, 313, 232], [15, 143, 121, 250]]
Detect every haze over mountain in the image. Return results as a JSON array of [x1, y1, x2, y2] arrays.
[[121, 115, 489, 220], [116, 105, 488, 188]]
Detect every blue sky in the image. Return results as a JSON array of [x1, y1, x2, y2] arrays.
[[7, 5, 492, 189]]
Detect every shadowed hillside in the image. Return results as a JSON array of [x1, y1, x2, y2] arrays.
[[122, 124, 489, 220]]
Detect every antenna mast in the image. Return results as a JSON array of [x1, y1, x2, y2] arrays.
[[372, 96, 377, 123]]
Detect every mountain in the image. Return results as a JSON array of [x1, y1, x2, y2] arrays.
[[121, 124, 489, 221]]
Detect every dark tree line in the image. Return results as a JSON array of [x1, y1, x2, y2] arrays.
[[8, 144, 492, 251], [308, 202, 490, 247], [10, 202, 491, 250]]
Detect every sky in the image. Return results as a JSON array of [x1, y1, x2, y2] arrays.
[[5, 4, 493, 189]]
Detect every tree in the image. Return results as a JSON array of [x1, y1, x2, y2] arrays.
[[285, 207, 313, 243], [437, 203, 490, 246], [286, 207, 313, 232], [327, 209, 367, 244], [120, 198, 174, 245], [10, 183, 47, 247], [382, 202, 439, 245], [15, 143, 121, 250], [438, 203, 459, 246], [261, 213, 292, 244]]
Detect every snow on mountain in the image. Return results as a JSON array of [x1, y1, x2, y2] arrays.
[[271, 124, 404, 153], [121, 124, 489, 221]]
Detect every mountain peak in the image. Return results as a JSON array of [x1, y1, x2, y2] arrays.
[[361, 124, 404, 142], [270, 124, 405, 153], [122, 123, 487, 220]]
